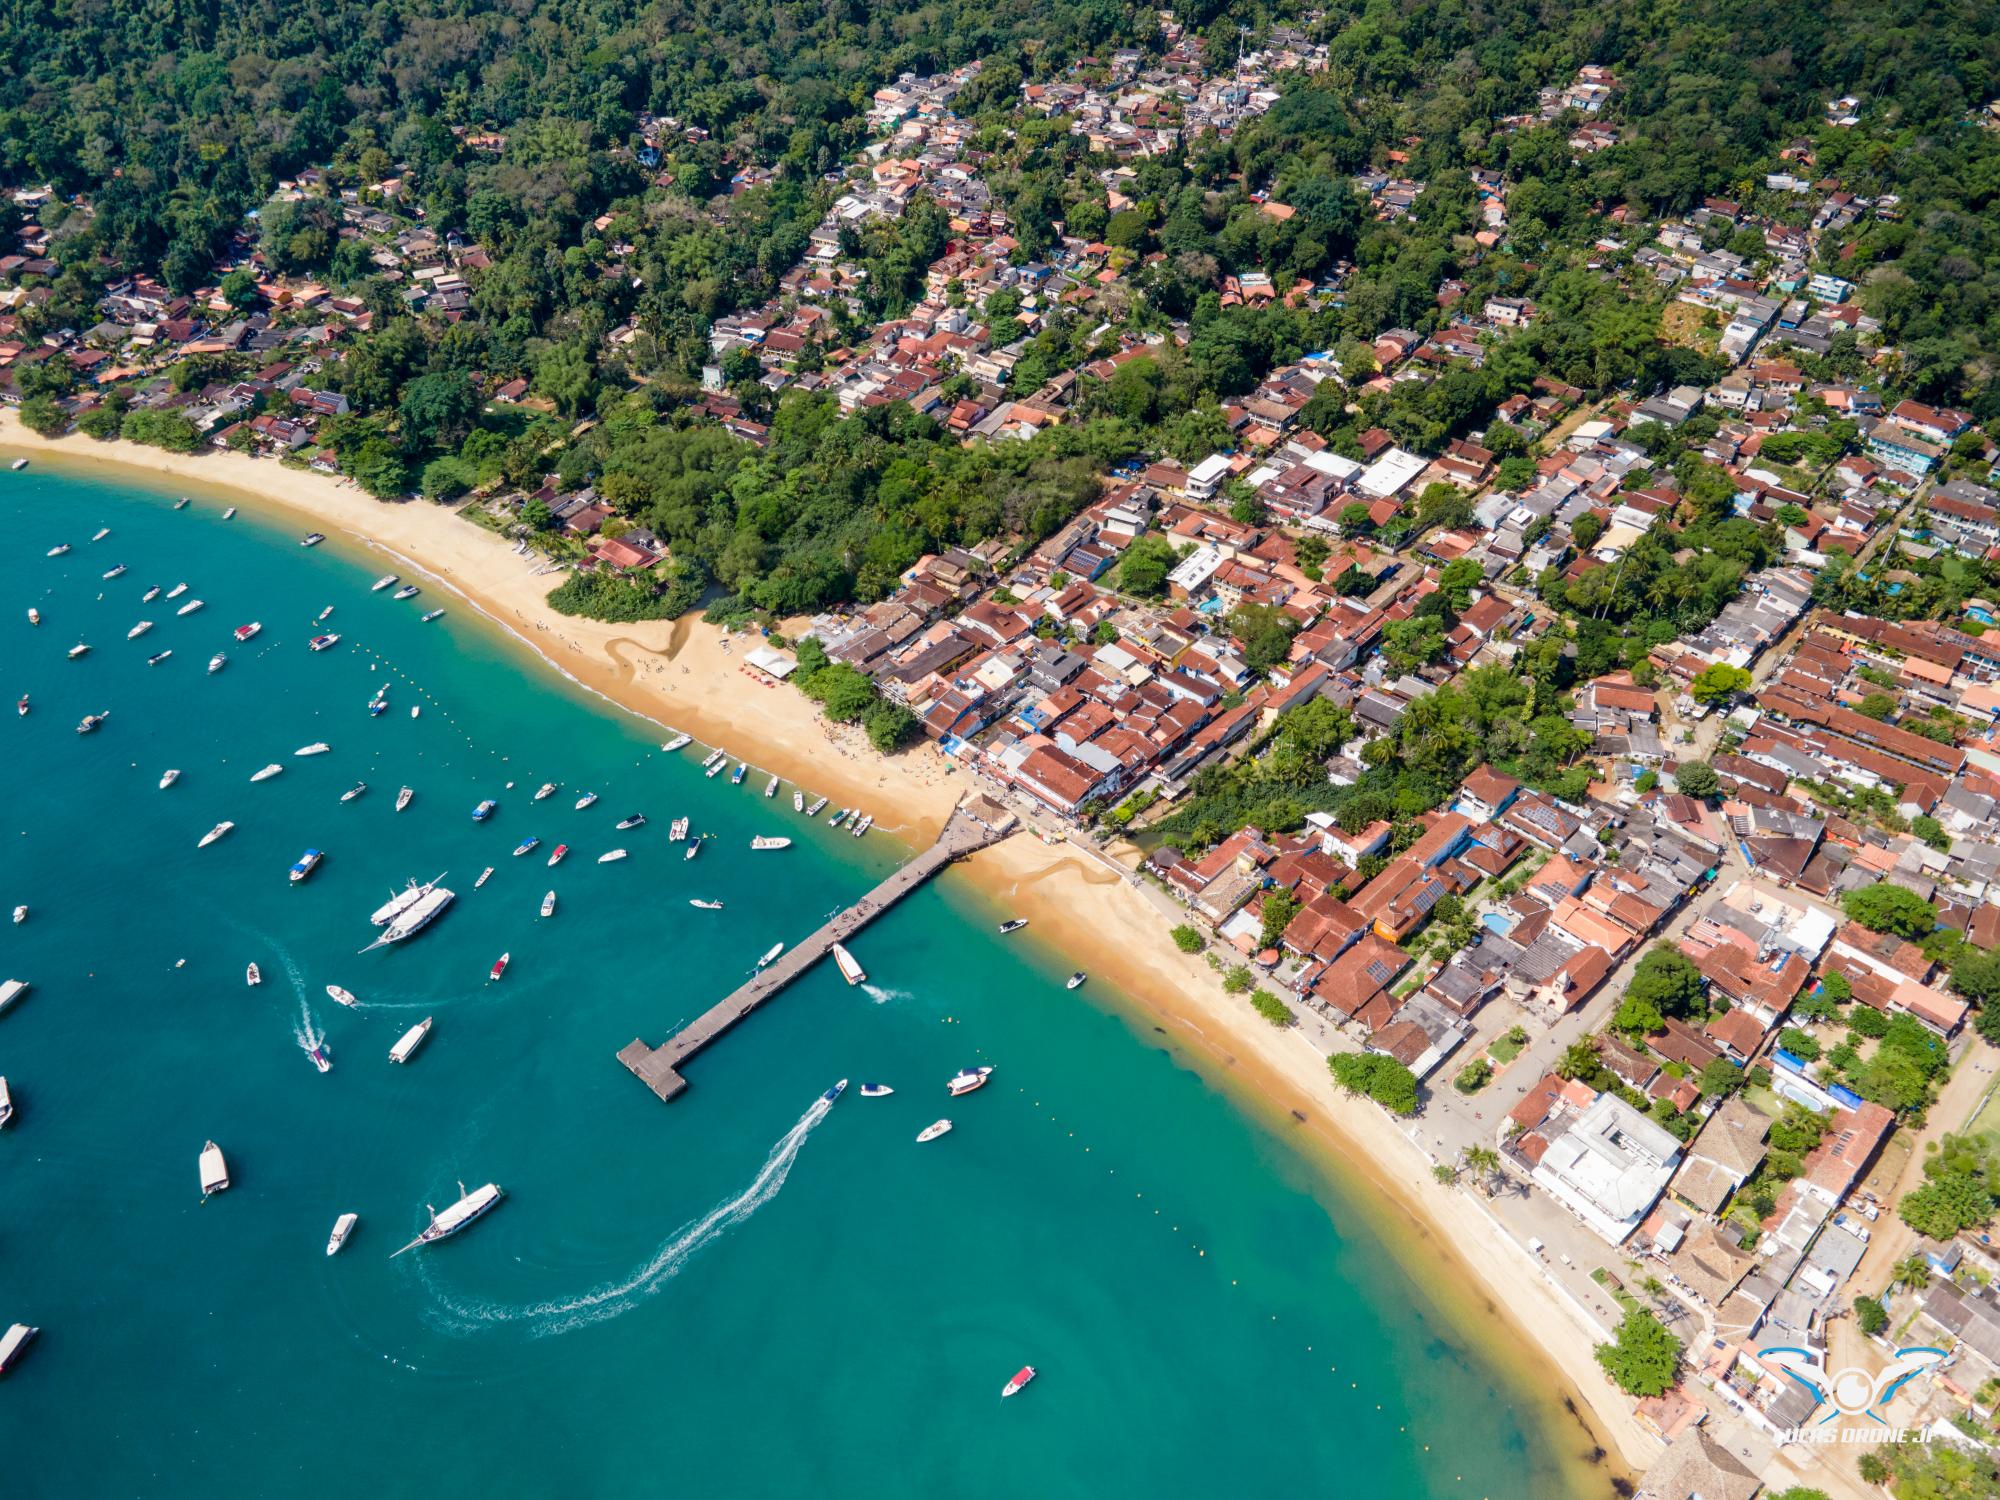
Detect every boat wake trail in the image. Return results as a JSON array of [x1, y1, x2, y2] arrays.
[[860, 982, 912, 1006], [418, 1092, 833, 1339], [292, 998, 324, 1052]]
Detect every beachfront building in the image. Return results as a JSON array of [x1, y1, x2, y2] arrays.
[[1529, 1093, 1683, 1245]]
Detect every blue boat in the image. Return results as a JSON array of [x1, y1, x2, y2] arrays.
[[512, 836, 540, 857], [472, 799, 497, 822], [288, 849, 323, 884], [821, 1079, 848, 1104]]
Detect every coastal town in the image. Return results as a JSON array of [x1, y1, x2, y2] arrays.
[[8, 11, 2000, 1497]]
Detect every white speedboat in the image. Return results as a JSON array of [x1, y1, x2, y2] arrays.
[[805, 796, 828, 816], [199, 1140, 230, 1196], [308, 634, 339, 651], [389, 1017, 434, 1064], [947, 1066, 993, 1096], [395, 786, 413, 812], [142, 586, 161, 602], [305, 1040, 331, 1074], [597, 849, 627, 864], [391, 1181, 505, 1256], [327, 1212, 358, 1256], [512, 836, 540, 857], [700, 749, 725, 770], [662, 733, 692, 752], [295, 742, 330, 757], [793, 790, 804, 813], [222, 506, 236, 520], [534, 782, 558, 801], [75, 711, 107, 734], [0, 978, 29, 1015], [420, 609, 444, 623], [615, 813, 646, 831], [0, 1075, 12, 1129], [207, 652, 226, 674], [289, 849, 323, 883], [0, 1324, 35, 1375], [750, 836, 791, 851], [46, 543, 69, 557], [1002, 1365, 1037, 1399], [540, 890, 556, 918], [102, 563, 126, 580], [341, 782, 367, 803], [250, 763, 283, 782], [546, 844, 568, 866], [705, 758, 727, 779], [175, 598, 203, 617], [475, 867, 493, 889], [301, 533, 324, 547], [91, 527, 110, 542], [159, 768, 180, 789], [9, 456, 25, 469], [392, 585, 420, 601], [245, 963, 261, 986], [756, 942, 784, 969], [859, 1084, 893, 1098], [832, 943, 866, 986], [165, 583, 187, 600], [574, 791, 598, 810], [25, 607, 38, 625], [10, 906, 24, 925], [1066, 972, 1087, 990], [690, 898, 723, 910], [764, 774, 779, 798], [146, 649, 171, 666], [684, 840, 700, 862], [851, 815, 873, 838], [198, 821, 234, 848], [371, 575, 398, 592], [233, 622, 261, 641], [731, 763, 747, 785], [916, 1120, 953, 1143], [66, 642, 88, 659], [173, 498, 188, 510], [669, 817, 689, 841], [325, 985, 359, 1008], [998, 919, 1028, 934]]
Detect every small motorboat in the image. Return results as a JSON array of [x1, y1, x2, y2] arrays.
[[127, 620, 154, 640], [368, 696, 387, 717], [14, 695, 26, 716], [546, 844, 568, 866], [793, 791, 805, 813], [731, 763, 747, 785], [200, 1140, 230, 1196], [10, 905, 25, 925], [165, 584, 187, 600], [341, 782, 367, 803], [488, 953, 510, 982], [705, 758, 727, 779], [198, 821, 235, 848], [301, 532, 325, 547], [245, 963, 261, 986], [998, 919, 1028, 934], [289, 849, 323, 883], [371, 575, 398, 592], [662, 733, 692, 752], [750, 836, 791, 851], [1001, 1366, 1037, 1399], [597, 849, 628, 864], [392, 585, 420, 601], [512, 836, 540, 857], [410, 704, 421, 718], [690, 898, 723, 910], [306, 1041, 332, 1074], [534, 782, 558, 801], [9, 456, 25, 470], [222, 506, 236, 520], [756, 942, 784, 969], [420, 609, 444, 623], [25, 608, 38, 626], [66, 642, 88, 659], [669, 817, 690, 841], [851, 815, 873, 838], [102, 563, 126, 580], [46, 543, 69, 557], [947, 1066, 993, 1097], [1066, 972, 1087, 990], [474, 867, 494, 889], [308, 634, 340, 651], [173, 498, 189, 510], [389, 1017, 434, 1064], [858, 1084, 893, 1098], [233, 622, 261, 642], [326, 985, 359, 1008], [615, 813, 646, 831], [316, 606, 334, 622], [540, 890, 556, 918], [916, 1120, 953, 1143], [146, 649, 172, 666], [823, 1079, 848, 1104], [574, 792, 598, 810], [684, 840, 700, 862], [159, 768, 180, 789], [91, 527, 110, 543], [296, 742, 330, 757], [175, 598, 203, 617], [250, 763, 284, 782], [208, 652, 226, 674], [471, 799, 497, 821], [142, 586, 161, 602], [326, 1213, 358, 1256], [75, 711, 108, 734], [395, 786, 414, 812], [764, 774, 779, 798]]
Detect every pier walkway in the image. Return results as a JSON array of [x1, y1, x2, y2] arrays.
[[618, 794, 1017, 1102]]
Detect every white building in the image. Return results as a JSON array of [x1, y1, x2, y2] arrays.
[[1530, 1094, 1682, 1244]]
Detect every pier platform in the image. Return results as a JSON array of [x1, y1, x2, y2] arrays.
[[618, 794, 1016, 1102]]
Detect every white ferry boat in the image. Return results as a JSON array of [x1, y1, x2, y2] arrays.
[[831, 943, 866, 986]]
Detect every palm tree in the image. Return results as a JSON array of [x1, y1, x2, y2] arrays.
[[1461, 1145, 1503, 1196], [1893, 1254, 1933, 1294]]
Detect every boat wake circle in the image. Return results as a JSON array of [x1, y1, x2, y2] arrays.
[[416, 1091, 833, 1339]]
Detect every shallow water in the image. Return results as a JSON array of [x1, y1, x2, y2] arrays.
[[0, 469, 1585, 1497]]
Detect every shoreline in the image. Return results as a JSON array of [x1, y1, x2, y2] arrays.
[[0, 417, 1645, 1491]]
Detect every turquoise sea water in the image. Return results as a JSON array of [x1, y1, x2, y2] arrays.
[[0, 467, 1590, 1497]]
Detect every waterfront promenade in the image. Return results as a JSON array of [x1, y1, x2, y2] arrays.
[[618, 794, 1017, 1100]]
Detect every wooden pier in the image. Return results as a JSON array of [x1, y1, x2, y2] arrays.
[[618, 794, 1017, 1102]]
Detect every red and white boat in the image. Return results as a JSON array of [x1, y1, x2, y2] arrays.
[[308, 633, 340, 652], [488, 952, 510, 982], [546, 844, 568, 867], [1001, 1365, 1036, 1398], [233, 621, 261, 642], [946, 1066, 993, 1097]]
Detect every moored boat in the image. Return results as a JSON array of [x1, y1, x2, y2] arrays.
[[1066, 971, 1087, 990], [0, 978, 29, 1015], [25, 608, 38, 626], [371, 575, 398, 592], [289, 849, 323, 883], [689, 898, 723, 910], [367, 875, 447, 927], [14, 695, 25, 716], [998, 918, 1028, 934], [199, 1140, 230, 1196], [805, 796, 828, 816], [831, 942, 866, 986], [316, 606, 334, 622], [368, 885, 455, 948], [250, 763, 283, 782], [142, 586, 160, 602], [0, 1075, 12, 1128], [326, 985, 359, 1008], [159, 768, 180, 789], [488, 952, 510, 982], [684, 839, 700, 861], [389, 1017, 434, 1064], [597, 848, 627, 864], [662, 732, 692, 752], [91, 527, 110, 542], [392, 585, 420, 601], [245, 962, 260, 986], [146, 649, 171, 666], [175, 599, 203, 616], [0, 1324, 35, 1375], [1002, 1365, 1037, 1399], [916, 1120, 953, 1143], [669, 817, 689, 841], [46, 543, 69, 557], [395, 786, 413, 812], [419, 608, 445, 623], [475, 867, 494, 889], [701, 748, 725, 769], [764, 774, 779, 797], [851, 814, 873, 838], [756, 941, 784, 969], [512, 836, 540, 857], [573, 791, 598, 810], [66, 642, 88, 659], [391, 1181, 505, 1256], [308, 634, 340, 651], [198, 821, 234, 848], [295, 742, 330, 756], [10, 905, 24, 924], [102, 563, 126, 580], [546, 844, 568, 866], [859, 1084, 893, 1098], [750, 836, 791, 851], [731, 762, 747, 785], [326, 1213, 358, 1256], [222, 507, 236, 520], [301, 532, 325, 547], [615, 812, 646, 831], [793, 790, 804, 813], [233, 622, 261, 641], [947, 1066, 993, 1096], [705, 758, 727, 779], [534, 782, 558, 801], [128, 620, 153, 640], [165, 584, 186, 600], [341, 781, 367, 802], [471, 799, 497, 821], [207, 652, 226, 674], [75, 711, 108, 734], [540, 890, 556, 918]]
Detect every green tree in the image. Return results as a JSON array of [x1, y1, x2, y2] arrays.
[[398, 372, 480, 453], [1673, 760, 1720, 799], [1843, 884, 1939, 940], [219, 268, 259, 310], [1117, 533, 1178, 597], [1899, 1174, 1994, 1240], [17, 394, 66, 436], [1250, 990, 1292, 1026], [1171, 925, 1207, 954], [1260, 889, 1302, 949], [1229, 603, 1299, 673], [1628, 947, 1707, 1019], [1690, 662, 1752, 706], [1594, 1310, 1682, 1397], [1853, 1297, 1888, 1337]]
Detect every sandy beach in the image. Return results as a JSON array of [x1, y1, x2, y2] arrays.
[[1, 414, 1654, 1488]]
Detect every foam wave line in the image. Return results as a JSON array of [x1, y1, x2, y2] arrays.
[[418, 1090, 834, 1338]]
